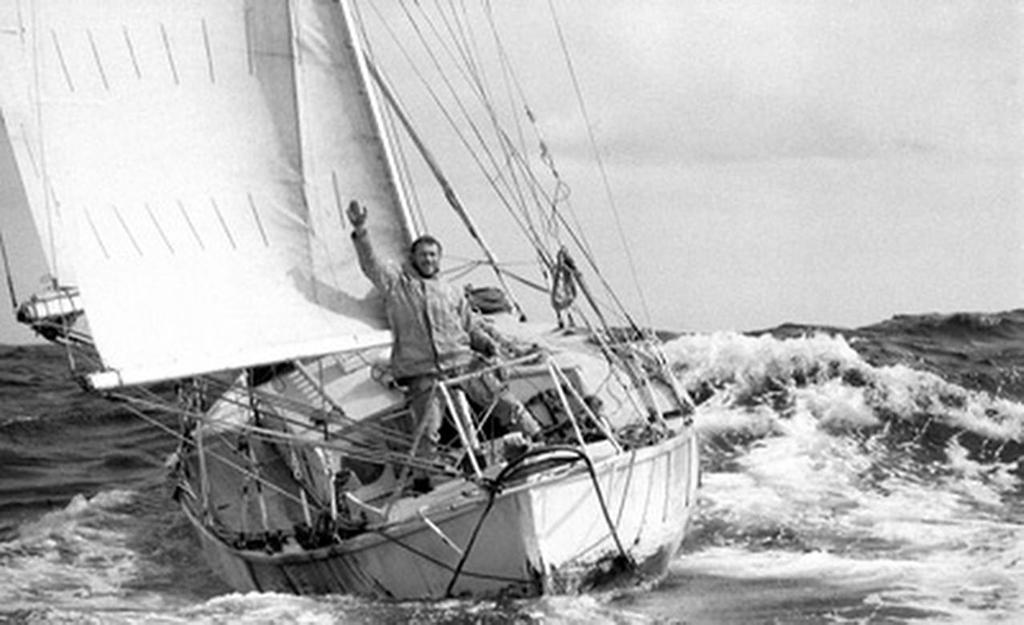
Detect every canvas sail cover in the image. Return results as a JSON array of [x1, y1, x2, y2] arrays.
[[0, 0, 411, 387]]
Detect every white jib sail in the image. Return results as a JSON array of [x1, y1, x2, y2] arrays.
[[0, 0, 411, 387]]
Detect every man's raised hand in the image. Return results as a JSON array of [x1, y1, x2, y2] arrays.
[[346, 200, 368, 231]]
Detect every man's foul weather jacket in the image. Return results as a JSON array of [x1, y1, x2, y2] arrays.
[[352, 230, 488, 381]]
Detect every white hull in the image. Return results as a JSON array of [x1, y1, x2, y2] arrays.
[[4, 0, 700, 603], [180, 425, 699, 599]]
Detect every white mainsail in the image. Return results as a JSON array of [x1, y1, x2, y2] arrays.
[[0, 0, 411, 387]]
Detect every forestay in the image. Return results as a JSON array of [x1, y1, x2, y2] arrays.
[[0, 0, 411, 387]]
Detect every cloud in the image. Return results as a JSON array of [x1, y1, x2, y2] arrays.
[[522, 0, 1022, 165]]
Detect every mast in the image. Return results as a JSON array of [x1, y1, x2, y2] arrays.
[[362, 58, 528, 321], [338, 0, 415, 245]]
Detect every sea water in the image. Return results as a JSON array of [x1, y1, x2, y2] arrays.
[[2, 310, 1024, 624]]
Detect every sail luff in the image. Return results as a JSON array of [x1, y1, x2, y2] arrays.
[[0, 6, 73, 286], [0, 228, 18, 309], [30, 0, 61, 285], [337, 0, 415, 243], [0, 0, 419, 387], [289, 0, 412, 311]]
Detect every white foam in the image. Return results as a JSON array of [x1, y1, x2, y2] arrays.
[[0, 490, 182, 615], [665, 330, 1024, 442]]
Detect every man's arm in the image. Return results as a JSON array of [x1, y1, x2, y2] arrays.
[[465, 309, 500, 358], [462, 297, 544, 359], [347, 200, 390, 290]]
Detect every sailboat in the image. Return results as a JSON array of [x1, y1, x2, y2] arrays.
[[0, 0, 699, 599]]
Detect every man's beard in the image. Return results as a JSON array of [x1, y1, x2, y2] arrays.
[[414, 264, 438, 278]]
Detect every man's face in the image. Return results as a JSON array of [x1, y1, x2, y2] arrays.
[[411, 242, 441, 278]]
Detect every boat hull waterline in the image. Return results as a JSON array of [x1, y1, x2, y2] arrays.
[[179, 428, 699, 599]]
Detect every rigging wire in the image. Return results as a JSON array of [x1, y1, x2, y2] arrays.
[[173, 374, 427, 461], [127, 391, 536, 588], [393, 2, 516, 207], [12, 3, 690, 583], [469, 4, 637, 329], [545, 0, 653, 331], [427, 3, 511, 180], [482, 3, 552, 257], [365, 2, 553, 276], [376, 1, 628, 309], [425, 1, 555, 277], [124, 381, 446, 474], [389, 117, 428, 235], [476, 3, 593, 264], [438, 1, 484, 89], [454, 8, 549, 271], [352, 0, 428, 235], [433, 0, 517, 195], [362, 58, 529, 320], [367, 3, 638, 328], [110, 394, 312, 509]]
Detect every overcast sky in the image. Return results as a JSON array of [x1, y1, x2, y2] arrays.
[[1, 0, 1021, 343]]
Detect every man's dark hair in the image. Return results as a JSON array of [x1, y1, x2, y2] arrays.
[[410, 235, 442, 254]]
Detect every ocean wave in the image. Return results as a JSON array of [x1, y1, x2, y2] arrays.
[[863, 309, 1024, 341], [663, 331, 1024, 462], [3, 311, 1024, 622]]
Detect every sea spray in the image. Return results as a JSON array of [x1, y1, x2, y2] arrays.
[[651, 326, 1024, 622], [665, 330, 1024, 458], [0, 487, 225, 622], [3, 312, 1024, 622]]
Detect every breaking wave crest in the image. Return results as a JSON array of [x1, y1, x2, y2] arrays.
[[649, 327, 1024, 622], [3, 311, 1024, 622], [665, 330, 1024, 459]]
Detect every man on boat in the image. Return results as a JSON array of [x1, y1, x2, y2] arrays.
[[346, 201, 542, 480]]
